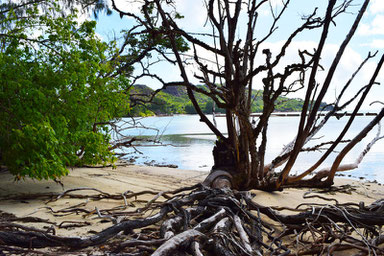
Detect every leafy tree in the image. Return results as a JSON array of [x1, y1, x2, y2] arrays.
[[1, 2, 384, 255], [130, 84, 307, 115], [185, 103, 197, 114], [0, 2, 130, 180], [112, 0, 384, 191]]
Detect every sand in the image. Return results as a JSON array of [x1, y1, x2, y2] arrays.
[[0, 164, 383, 239], [0, 164, 207, 237]]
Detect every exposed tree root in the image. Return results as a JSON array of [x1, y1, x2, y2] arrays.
[[0, 185, 383, 255]]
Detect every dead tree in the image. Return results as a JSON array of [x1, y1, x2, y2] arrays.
[[2, 2, 384, 254], [112, 0, 384, 191], [5, 1, 384, 255]]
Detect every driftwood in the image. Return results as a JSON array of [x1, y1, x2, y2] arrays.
[[0, 184, 384, 255]]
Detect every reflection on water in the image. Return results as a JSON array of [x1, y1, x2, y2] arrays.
[[117, 115, 384, 182], [129, 134, 215, 171]]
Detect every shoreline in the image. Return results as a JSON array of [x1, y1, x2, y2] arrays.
[[130, 111, 379, 118], [1, 163, 383, 203]]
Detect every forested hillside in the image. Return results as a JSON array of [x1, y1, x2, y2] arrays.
[[129, 85, 331, 116]]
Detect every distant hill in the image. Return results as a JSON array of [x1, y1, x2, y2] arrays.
[[132, 84, 154, 95], [129, 84, 331, 116], [162, 86, 186, 97]]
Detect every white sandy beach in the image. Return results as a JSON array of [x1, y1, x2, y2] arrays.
[[0, 164, 383, 239]]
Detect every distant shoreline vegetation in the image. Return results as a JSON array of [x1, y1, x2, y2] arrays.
[[129, 84, 332, 117]]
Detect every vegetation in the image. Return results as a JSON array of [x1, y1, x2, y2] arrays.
[[130, 84, 326, 116], [116, 0, 384, 191], [1, 1, 384, 256], [0, 2, 130, 180]]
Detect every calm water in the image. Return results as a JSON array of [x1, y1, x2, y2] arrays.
[[116, 114, 384, 183]]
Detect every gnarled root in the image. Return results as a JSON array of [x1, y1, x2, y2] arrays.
[[1, 185, 384, 255]]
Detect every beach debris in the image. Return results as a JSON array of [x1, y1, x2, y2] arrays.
[[0, 184, 384, 255]]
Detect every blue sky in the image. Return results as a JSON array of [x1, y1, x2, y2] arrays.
[[95, 0, 384, 111]]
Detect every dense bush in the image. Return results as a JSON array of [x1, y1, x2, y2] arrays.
[[0, 4, 130, 179]]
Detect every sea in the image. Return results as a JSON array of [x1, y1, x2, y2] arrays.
[[115, 114, 384, 183]]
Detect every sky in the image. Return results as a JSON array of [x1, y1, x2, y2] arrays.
[[94, 0, 384, 111]]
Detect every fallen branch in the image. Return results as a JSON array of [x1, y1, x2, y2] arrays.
[[0, 185, 383, 255]]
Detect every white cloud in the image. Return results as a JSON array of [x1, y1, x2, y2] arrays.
[[110, 0, 207, 31], [249, 41, 384, 110], [369, 0, 384, 14], [358, 23, 371, 35], [358, 15, 384, 36], [259, 0, 285, 16], [95, 32, 105, 41], [370, 39, 384, 48], [111, 0, 144, 14], [361, 39, 384, 49], [269, 0, 284, 8], [174, 0, 207, 30], [133, 36, 384, 111]]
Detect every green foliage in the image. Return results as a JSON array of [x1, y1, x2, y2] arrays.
[[185, 103, 198, 114], [0, 3, 130, 180], [130, 85, 322, 116]]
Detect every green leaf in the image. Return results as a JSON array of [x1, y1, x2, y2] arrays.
[[0, 1, 131, 180]]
